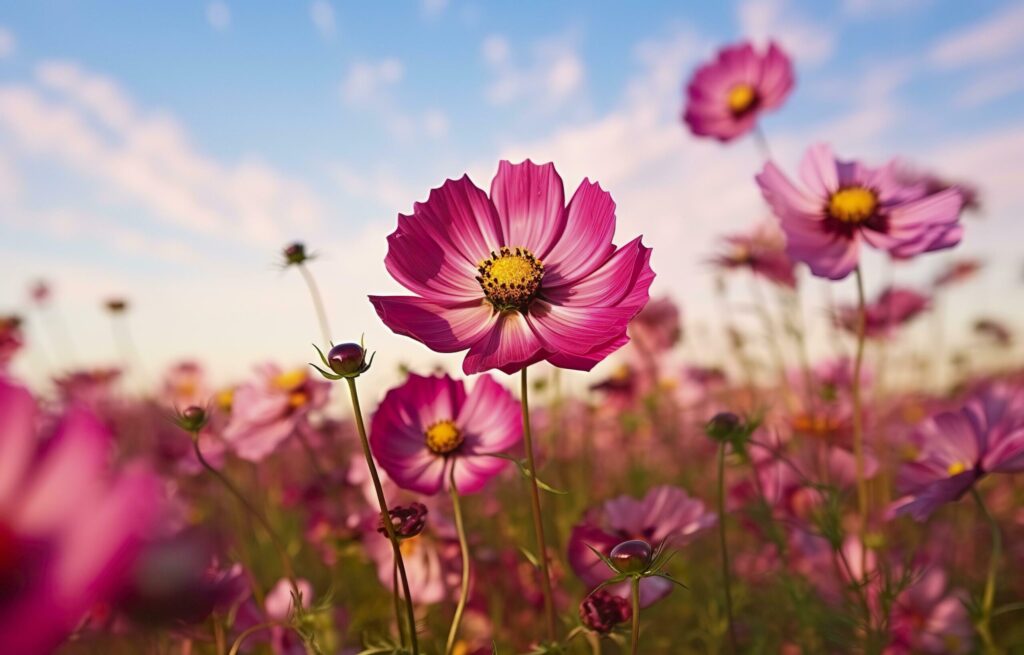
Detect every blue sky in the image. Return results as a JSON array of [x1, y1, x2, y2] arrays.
[[1, 0, 1023, 393]]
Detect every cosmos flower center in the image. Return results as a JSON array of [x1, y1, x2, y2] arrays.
[[477, 246, 544, 311], [273, 369, 307, 390], [425, 419, 463, 455], [828, 187, 878, 223], [727, 84, 758, 115], [947, 461, 967, 476]]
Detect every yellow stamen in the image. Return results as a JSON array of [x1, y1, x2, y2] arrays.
[[288, 391, 308, 408], [828, 187, 878, 223], [273, 369, 307, 390], [477, 246, 544, 311], [400, 535, 420, 557], [425, 419, 463, 455], [947, 461, 967, 476], [216, 388, 234, 411], [727, 83, 757, 115]]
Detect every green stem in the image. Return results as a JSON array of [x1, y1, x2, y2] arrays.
[[445, 465, 472, 655], [630, 576, 641, 655], [717, 442, 739, 653], [520, 366, 558, 643], [851, 266, 869, 524], [298, 262, 332, 347], [393, 558, 406, 649], [191, 436, 299, 600], [345, 378, 419, 655], [971, 488, 1002, 654]]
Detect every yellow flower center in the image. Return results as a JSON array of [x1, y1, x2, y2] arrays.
[[828, 187, 878, 223], [947, 461, 967, 476], [273, 369, 307, 391], [425, 419, 463, 455], [288, 391, 309, 408], [216, 388, 234, 412], [727, 84, 758, 115], [477, 246, 544, 311], [400, 535, 420, 557]]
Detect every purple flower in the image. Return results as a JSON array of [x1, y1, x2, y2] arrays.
[[0, 378, 160, 654], [567, 486, 715, 607], [892, 384, 1024, 520], [683, 41, 795, 142], [370, 373, 521, 495], [834, 286, 931, 340], [369, 160, 654, 375], [887, 567, 971, 654], [710, 219, 797, 288], [756, 144, 966, 280]]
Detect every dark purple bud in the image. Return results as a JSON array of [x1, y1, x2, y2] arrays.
[[378, 502, 428, 539], [176, 406, 208, 433], [283, 242, 308, 265], [580, 589, 631, 634], [609, 539, 653, 575], [328, 342, 366, 376], [705, 411, 743, 442]]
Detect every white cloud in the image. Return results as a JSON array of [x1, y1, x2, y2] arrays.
[[737, 0, 835, 66], [0, 26, 15, 59], [929, 3, 1024, 69], [0, 61, 325, 248], [206, 2, 231, 31], [483, 33, 585, 112], [423, 109, 449, 139], [842, 0, 929, 17], [341, 58, 404, 106], [421, 0, 449, 18], [310, 0, 336, 39], [954, 66, 1024, 109]]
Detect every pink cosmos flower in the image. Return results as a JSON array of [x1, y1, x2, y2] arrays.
[[161, 361, 211, 410], [370, 373, 521, 495], [886, 567, 971, 654], [369, 160, 654, 375], [222, 364, 328, 462], [932, 258, 982, 289], [683, 41, 795, 142], [892, 384, 1024, 520], [0, 378, 160, 654], [53, 368, 122, 410], [834, 287, 931, 339], [567, 486, 715, 607], [629, 296, 682, 356], [710, 220, 797, 288], [756, 144, 966, 280]]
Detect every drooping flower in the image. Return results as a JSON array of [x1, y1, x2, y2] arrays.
[[579, 589, 631, 634], [567, 486, 715, 607], [370, 373, 521, 495], [369, 160, 654, 375], [834, 287, 931, 340], [756, 144, 966, 280], [710, 219, 797, 288], [0, 378, 160, 654], [683, 41, 795, 142], [222, 364, 328, 462], [891, 384, 1024, 520]]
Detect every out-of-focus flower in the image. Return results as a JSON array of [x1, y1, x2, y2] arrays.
[[29, 280, 50, 305], [364, 506, 459, 605], [932, 259, 983, 289], [370, 373, 521, 495], [379, 502, 428, 539], [161, 361, 210, 409], [0, 378, 160, 654], [683, 41, 794, 142], [886, 567, 971, 654], [235, 578, 313, 655], [0, 315, 23, 372], [757, 144, 965, 280], [629, 296, 682, 355], [579, 589, 631, 634], [222, 364, 329, 462], [834, 287, 931, 339], [369, 160, 654, 374], [54, 368, 121, 409], [892, 384, 1024, 520], [893, 162, 982, 216], [973, 318, 1013, 348], [710, 220, 797, 288], [568, 486, 715, 607]]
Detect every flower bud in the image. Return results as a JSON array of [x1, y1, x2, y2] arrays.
[[328, 342, 367, 376], [609, 539, 652, 575], [176, 406, 208, 433], [579, 589, 631, 634], [283, 242, 308, 266], [705, 411, 743, 442], [105, 298, 128, 314], [378, 502, 428, 539]]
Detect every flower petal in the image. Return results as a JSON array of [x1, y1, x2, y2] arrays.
[[457, 374, 522, 453], [0, 379, 36, 504], [544, 236, 652, 308], [542, 178, 618, 286], [462, 311, 547, 375], [489, 160, 566, 258], [798, 143, 840, 197], [411, 175, 504, 265], [369, 296, 497, 353]]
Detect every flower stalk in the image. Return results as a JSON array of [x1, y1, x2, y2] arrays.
[[445, 465, 472, 655], [717, 441, 739, 653], [971, 488, 1002, 654]]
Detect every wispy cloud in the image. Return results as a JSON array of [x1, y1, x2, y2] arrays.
[[0, 26, 15, 59], [206, 2, 231, 31], [954, 65, 1024, 109], [309, 1, 336, 40], [421, 0, 449, 19], [341, 58, 404, 106], [482, 32, 585, 112], [928, 3, 1024, 69], [737, 0, 836, 66]]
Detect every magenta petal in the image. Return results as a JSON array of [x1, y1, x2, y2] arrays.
[[385, 220, 481, 302], [543, 178, 618, 286], [489, 160, 567, 258], [457, 374, 521, 453], [798, 143, 840, 196], [545, 236, 652, 308], [0, 379, 36, 503], [547, 333, 629, 372], [369, 296, 497, 353], [527, 301, 634, 356], [462, 311, 547, 375], [756, 161, 824, 219], [450, 455, 508, 494], [412, 175, 504, 264]]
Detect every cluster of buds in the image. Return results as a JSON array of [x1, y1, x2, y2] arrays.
[[377, 502, 427, 540], [310, 341, 374, 380]]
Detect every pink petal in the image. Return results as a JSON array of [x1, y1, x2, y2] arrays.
[[0, 379, 36, 504], [462, 311, 547, 375], [547, 333, 630, 371], [527, 301, 634, 356], [411, 175, 503, 265], [544, 236, 652, 308], [369, 296, 497, 353], [489, 160, 567, 258], [756, 161, 824, 219], [457, 374, 522, 453], [385, 217, 481, 302], [798, 143, 840, 196], [543, 178, 617, 285]]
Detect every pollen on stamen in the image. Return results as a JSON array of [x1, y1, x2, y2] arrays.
[[477, 246, 544, 311], [828, 187, 878, 224]]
